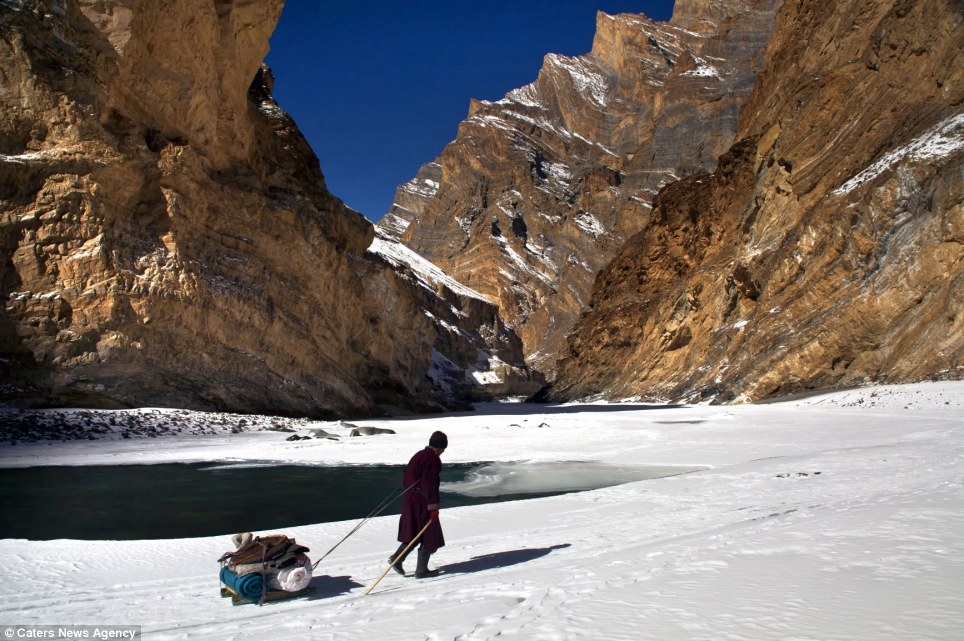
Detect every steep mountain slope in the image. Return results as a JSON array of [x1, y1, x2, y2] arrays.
[[0, 0, 540, 417], [379, 0, 782, 376], [546, 0, 963, 403]]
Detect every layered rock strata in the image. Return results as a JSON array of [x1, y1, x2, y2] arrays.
[[0, 0, 540, 416], [379, 0, 782, 376], [546, 0, 964, 403]]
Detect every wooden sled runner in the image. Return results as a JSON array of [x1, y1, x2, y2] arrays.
[[220, 584, 315, 606]]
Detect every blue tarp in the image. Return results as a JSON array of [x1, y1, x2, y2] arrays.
[[220, 566, 264, 601]]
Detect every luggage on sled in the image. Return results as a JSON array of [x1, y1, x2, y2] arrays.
[[218, 532, 315, 605]]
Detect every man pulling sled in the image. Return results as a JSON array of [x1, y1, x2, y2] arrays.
[[387, 430, 448, 579]]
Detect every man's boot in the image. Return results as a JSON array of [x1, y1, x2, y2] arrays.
[[388, 542, 411, 576], [415, 546, 439, 579]]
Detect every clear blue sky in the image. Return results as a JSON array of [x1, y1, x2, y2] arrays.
[[265, 1, 676, 222]]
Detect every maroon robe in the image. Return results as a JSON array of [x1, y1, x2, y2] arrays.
[[397, 446, 445, 553]]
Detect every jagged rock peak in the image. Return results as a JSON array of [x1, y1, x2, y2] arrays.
[[378, 0, 782, 378]]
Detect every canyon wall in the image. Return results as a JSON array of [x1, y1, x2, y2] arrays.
[[546, 0, 963, 403], [0, 0, 540, 417]]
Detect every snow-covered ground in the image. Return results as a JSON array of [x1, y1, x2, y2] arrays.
[[1, 382, 962, 640]]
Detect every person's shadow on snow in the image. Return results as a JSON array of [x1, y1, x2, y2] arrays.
[[441, 544, 571, 575], [305, 574, 363, 600]]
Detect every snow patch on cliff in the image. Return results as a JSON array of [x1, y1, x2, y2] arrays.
[[574, 211, 605, 237], [834, 112, 964, 195], [495, 236, 556, 288], [400, 176, 440, 200], [546, 53, 611, 107], [680, 56, 722, 79], [369, 233, 491, 303]]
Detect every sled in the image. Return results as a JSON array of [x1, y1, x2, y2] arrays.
[[220, 584, 315, 606]]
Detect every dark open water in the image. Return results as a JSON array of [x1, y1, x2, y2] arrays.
[[0, 462, 563, 541]]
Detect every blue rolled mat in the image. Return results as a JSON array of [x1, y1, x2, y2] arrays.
[[220, 566, 265, 600]]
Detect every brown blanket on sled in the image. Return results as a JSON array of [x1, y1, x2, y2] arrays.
[[219, 534, 310, 574]]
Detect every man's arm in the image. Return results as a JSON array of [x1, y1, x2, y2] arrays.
[[423, 455, 441, 511]]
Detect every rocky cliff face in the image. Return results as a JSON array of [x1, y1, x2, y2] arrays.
[[379, 0, 782, 376], [0, 0, 540, 416], [546, 0, 964, 403]]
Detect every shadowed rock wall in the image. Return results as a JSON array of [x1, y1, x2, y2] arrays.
[[0, 0, 540, 416]]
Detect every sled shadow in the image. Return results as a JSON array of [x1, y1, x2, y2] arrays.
[[305, 574, 363, 600], [442, 544, 571, 575]]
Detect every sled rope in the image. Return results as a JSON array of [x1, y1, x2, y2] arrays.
[[259, 540, 267, 605], [312, 480, 418, 570]]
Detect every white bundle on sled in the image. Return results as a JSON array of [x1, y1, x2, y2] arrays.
[[269, 560, 313, 592]]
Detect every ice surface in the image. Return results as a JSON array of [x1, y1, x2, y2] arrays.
[[1, 382, 962, 640], [442, 461, 704, 496]]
